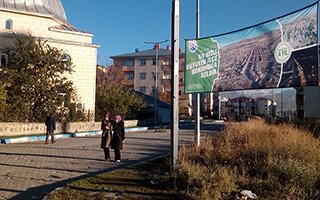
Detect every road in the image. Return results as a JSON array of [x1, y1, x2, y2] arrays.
[[0, 122, 224, 200]]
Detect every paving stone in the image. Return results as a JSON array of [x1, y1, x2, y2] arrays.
[[0, 130, 177, 199]]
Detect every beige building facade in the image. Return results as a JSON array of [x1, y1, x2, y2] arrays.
[[111, 45, 172, 96], [0, 0, 98, 118]]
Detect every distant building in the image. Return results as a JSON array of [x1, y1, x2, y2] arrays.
[[296, 86, 320, 119], [210, 92, 219, 118], [224, 96, 256, 120], [96, 65, 110, 86], [217, 96, 229, 120], [256, 97, 276, 117], [0, 0, 98, 119], [110, 45, 192, 117]]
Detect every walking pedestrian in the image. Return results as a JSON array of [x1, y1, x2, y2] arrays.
[[45, 113, 56, 144], [111, 114, 125, 162], [100, 112, 113, 161]]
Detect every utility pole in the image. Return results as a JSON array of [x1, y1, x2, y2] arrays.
[[144, 39, 169, 127], [218, 95, 221, 120], [171, 0, 179, 169], [281, 88, 283, 118], [195, 0, 201, 147]]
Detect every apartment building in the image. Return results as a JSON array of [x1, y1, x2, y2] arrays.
[[227, 97, 256, 115], [111, 45, 192, 117]]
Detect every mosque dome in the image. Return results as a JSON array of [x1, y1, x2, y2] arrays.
[[0, 0, 67, 21]]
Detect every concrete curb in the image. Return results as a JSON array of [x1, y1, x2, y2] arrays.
[[0, 126, 155, 144]]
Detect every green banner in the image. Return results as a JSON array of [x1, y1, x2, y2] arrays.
[[185, 38, 219, 93]]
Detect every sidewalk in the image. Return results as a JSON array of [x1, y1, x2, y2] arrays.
[[0, 126, 154, 144], [0, 129, 177, 200]]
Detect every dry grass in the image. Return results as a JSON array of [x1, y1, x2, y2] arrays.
[[176, 119, 320, 200]]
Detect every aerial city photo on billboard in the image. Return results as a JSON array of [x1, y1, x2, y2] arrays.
[[184, 2, 318, 94]]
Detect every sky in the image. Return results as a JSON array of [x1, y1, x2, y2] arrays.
[[61, 0, 316, 66]]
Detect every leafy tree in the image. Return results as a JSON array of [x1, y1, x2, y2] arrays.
[[96, 65, 131, 86], [95, 65, 146, 120], [0, 36, 77, 122], [0, 84, 8, 120], [159, 90, 171, 103]]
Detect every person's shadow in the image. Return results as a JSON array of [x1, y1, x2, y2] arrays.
[[9, 150, 172, 200]]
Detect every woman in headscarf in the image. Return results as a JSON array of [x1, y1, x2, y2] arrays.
[[100, 112, 113, 161], [111, 114, 125, 162]]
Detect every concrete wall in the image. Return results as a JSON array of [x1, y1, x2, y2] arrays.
[[0, 120, 139, 137]]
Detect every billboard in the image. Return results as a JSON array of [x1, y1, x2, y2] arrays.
[[185, 3, 318, 94]]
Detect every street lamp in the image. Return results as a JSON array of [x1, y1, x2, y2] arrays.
[[144, 39, 170, 127]]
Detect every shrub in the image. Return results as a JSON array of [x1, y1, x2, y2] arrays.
[[175, 119, 320, 199]]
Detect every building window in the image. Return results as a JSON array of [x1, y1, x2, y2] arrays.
[[140, 86, 146, 94], [0, 53, 8, 66], [61, 54, 71, 62], [5, 19, 13, 30], [152, 58, 156, 65], [152, 72, 157, 80], [163, 60, 170, 65], [124, 60, 134, 66], [58, 93, 67, 107], [61, 54, 71, 70], [163, 72, 171, 79], [125, 72, 134, 80], [140, 73, 146, 80], [140, 58, 146, 66]]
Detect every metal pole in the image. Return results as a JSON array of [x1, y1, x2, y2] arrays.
[[144, 39, 169, 127], [155, 47, 158, 126], [171, 0, 179, 170], [218, 96, 221, 120], [273, 89, 275, 119], [281, 88, 283, 118], [195, 0, 201, 147], [196, 0, 200, 39]]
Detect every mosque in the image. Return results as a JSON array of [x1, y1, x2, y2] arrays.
[[0, 0, 98, 119]]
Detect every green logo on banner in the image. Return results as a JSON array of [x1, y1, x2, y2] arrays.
[[184, 38, 220, 93], [274, 41, 292, 64]]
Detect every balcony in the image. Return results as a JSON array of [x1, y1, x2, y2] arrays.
[[161, 79, 171, 87], [162, 74, 171, 80], [121, 66, 134, 72], [124, 79, 134, 88], [161, 64, 171, 73], [180, 94, 190, 101]]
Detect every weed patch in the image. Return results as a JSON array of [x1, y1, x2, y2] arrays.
[[175, 119, 320, 200]]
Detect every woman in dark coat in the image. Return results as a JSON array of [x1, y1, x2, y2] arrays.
[[100, 112, 113, 161], [111, 114, 125, 162]]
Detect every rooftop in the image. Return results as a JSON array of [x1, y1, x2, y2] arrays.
[[0, 0, 67, 22], [111, 48, 185, 59], [0, 0, 90, 35]]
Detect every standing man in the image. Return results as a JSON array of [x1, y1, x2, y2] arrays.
[[45, 113, 56, 144]]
